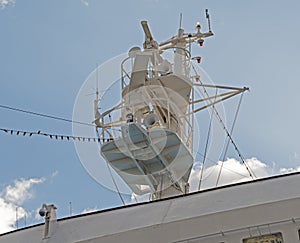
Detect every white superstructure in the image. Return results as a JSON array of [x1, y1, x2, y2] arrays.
[[1, 173, 299, 242]]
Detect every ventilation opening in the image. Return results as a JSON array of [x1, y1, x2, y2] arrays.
[[242, 232, 284, 243]]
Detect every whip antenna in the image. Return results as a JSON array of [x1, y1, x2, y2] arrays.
[[179, 13, 183, 29], [206, 9, 212, 32]]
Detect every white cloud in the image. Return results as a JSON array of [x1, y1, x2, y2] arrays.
[[0, 177, 44, 234], [47, 171, 59, 184], [0, 0, 14, 9], [189, 158, 271, 192], [81, 207, 97, 214], [4, 178, 45, 205], [0, 198, 26, 233], [279, 166, 300, 174], [80, 0, 89, 7], [51, 171, 59, 178]]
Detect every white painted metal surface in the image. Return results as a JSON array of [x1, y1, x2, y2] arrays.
[[94, 19, 246, 200], [1, 172, 299, 243], [101, 124, 193, 196]]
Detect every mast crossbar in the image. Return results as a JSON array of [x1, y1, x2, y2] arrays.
[[193, 83, 249, 92]]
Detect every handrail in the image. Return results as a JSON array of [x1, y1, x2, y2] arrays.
[[121, 47, 192, 90], [121, 56, 131, 89], [119, 48, 194, 151]]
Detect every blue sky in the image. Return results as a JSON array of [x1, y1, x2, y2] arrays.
[[0, 0, 300, 233]]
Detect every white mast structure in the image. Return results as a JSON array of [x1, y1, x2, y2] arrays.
[[94, 11, 248, 200]]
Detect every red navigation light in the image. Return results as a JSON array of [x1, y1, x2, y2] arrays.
[[197, 57, 201, 63], [199, 39, 204, 46]]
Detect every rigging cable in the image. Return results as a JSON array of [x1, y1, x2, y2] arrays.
[[196, 151, 253, 179], [104, 150, 126, 206], [95, 129, 126, 206], [197, 89, 217, 191], [221, 93, 244, 161], [215, 92, 256, 185], [0, 104, 95, 127], [191, 63, 255, 179], [197, 112, 213, 191], [210, 93, 255, 180]]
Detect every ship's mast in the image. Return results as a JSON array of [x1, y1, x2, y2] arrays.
[[95, 11, 249, 201]]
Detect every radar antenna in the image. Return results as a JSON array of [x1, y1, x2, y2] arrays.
[[141, 20, 153, 41], [141, 20, 158, 49]]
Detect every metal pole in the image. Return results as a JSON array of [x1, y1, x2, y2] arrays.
[[16, 207, 18, 229]]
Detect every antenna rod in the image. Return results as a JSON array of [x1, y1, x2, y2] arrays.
[[179, 13, 182, 29], [206, 9, 211, 32], [96, 63, 99, 97], [69, 201, 72, 216], [16, 207, 18, 229]]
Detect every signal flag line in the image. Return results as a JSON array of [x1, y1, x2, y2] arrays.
[[0, 128, 101, 143]]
